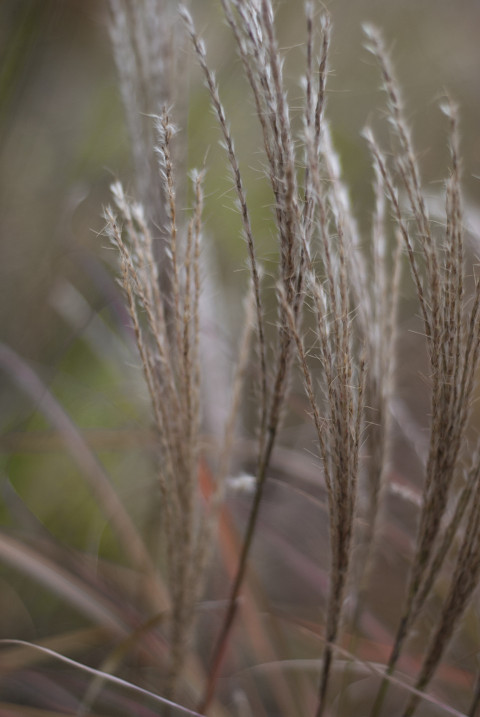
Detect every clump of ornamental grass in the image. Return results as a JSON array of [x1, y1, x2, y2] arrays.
[[363, 24, 480, 717], [107, 2, 480, 715], [1, 2, 480, 717]]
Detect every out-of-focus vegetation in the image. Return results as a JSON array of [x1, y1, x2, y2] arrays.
[[1, 1, 480, 716]]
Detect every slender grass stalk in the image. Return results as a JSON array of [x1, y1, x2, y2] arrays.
[[0, 640, 204, 716], [180, 4, 309, 710], [105, 155, 209, 699], [402, 460, 480, 716], [109, 0, 184, 289]]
